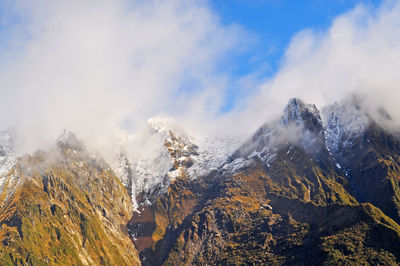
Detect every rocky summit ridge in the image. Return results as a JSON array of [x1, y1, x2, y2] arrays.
[[1, 97, 400, 265]]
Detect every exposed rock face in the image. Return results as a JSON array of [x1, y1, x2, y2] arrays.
[[0, 132, 140, 265], [128, 98, 400, 265]]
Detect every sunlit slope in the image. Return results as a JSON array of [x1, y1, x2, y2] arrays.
[[0, 133, 139, 265]]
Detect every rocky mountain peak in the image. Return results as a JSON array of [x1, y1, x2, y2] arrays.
[[233, 98, 327, 164], [321, 99, 369, 154], [56, 130, 86, 152], [0, 131, 139, 265], [281, 98, 323, 134]]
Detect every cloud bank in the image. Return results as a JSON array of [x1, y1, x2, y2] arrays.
[[1, 0, 400, 158], [0, 0, 246, 154], [239, 0, 400, 131]]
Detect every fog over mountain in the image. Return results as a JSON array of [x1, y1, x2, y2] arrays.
[[1, 0, 400, 160], [3, 1, 400, 264]]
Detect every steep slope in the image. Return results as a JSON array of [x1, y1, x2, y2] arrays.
[[115, 118, 241, 208], [0, 131, 140, 265], [322, 99, 400, 224], [230, 98, 353, 205], [130, 98, 400, 265], [123, 119, 241, 252], [150, 161, 400, 265]]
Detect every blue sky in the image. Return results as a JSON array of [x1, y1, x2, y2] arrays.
[[211, 0, 383, 112]]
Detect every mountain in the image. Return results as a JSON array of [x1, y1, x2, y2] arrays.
[[113, 117, 241, 209], [322, 98, 400, 224], [1, 98, 400, 265], [0, 131, 140, 265], [128, 98, 400, 265], [113, 118, 242, 252]]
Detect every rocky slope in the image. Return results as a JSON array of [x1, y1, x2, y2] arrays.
[[322, 99, 400, 224], [0, 131, 140, 265], [113, 118, 241, 210], [128, 98, 400, 265], [1, 97, 400, 265]]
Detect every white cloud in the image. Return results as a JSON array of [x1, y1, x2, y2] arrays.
[[2, 0, 400, 158], [0, 0, 246, 154], [239, 1, 400, 131]]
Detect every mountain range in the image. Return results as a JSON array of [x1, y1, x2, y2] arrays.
[[1, 97, 400, 265]]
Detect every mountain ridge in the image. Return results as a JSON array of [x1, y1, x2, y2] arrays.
[[1, 97, 400, 265], [127, 97, 400, 265]]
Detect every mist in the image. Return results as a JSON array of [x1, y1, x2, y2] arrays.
[[1, 0, 400, 160], [0, 0, 246, 156]]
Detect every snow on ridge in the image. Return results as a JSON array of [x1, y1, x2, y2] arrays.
[[112, 118, 243, 209], [225, 97, 371, 172], [0, 156, 15, 192], [281, 98, 321, 127], [113, 99, 375, 210], [0, 130, 16, 194], [233, 98, 326, 166], [321, 101, 368, 154], [188, 136, 242, 177]]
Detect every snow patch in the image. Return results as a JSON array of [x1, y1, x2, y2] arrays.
[[321, 101, 368, 154], [0, 131, 16, 193]]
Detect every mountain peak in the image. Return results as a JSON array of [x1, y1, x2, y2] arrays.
[[281, 98, 322, 132], [321, 99, 369, 154], [56, 130, 86, 152], [287, 97, 304, 107]]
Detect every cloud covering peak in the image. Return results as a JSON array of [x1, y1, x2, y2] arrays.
[[1, 0, 400, 156], [0, 0, 246, 154], [243, 1, 400, 127]]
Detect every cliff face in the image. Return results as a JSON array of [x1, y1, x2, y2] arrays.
[[0, 132, 140, 265]]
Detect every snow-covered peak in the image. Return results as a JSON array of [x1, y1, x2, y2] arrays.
[[321, 100, 369, 154], [233, 98, 326, 165], [281, 98, 322, 130], [112, 121, 242, 210]]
